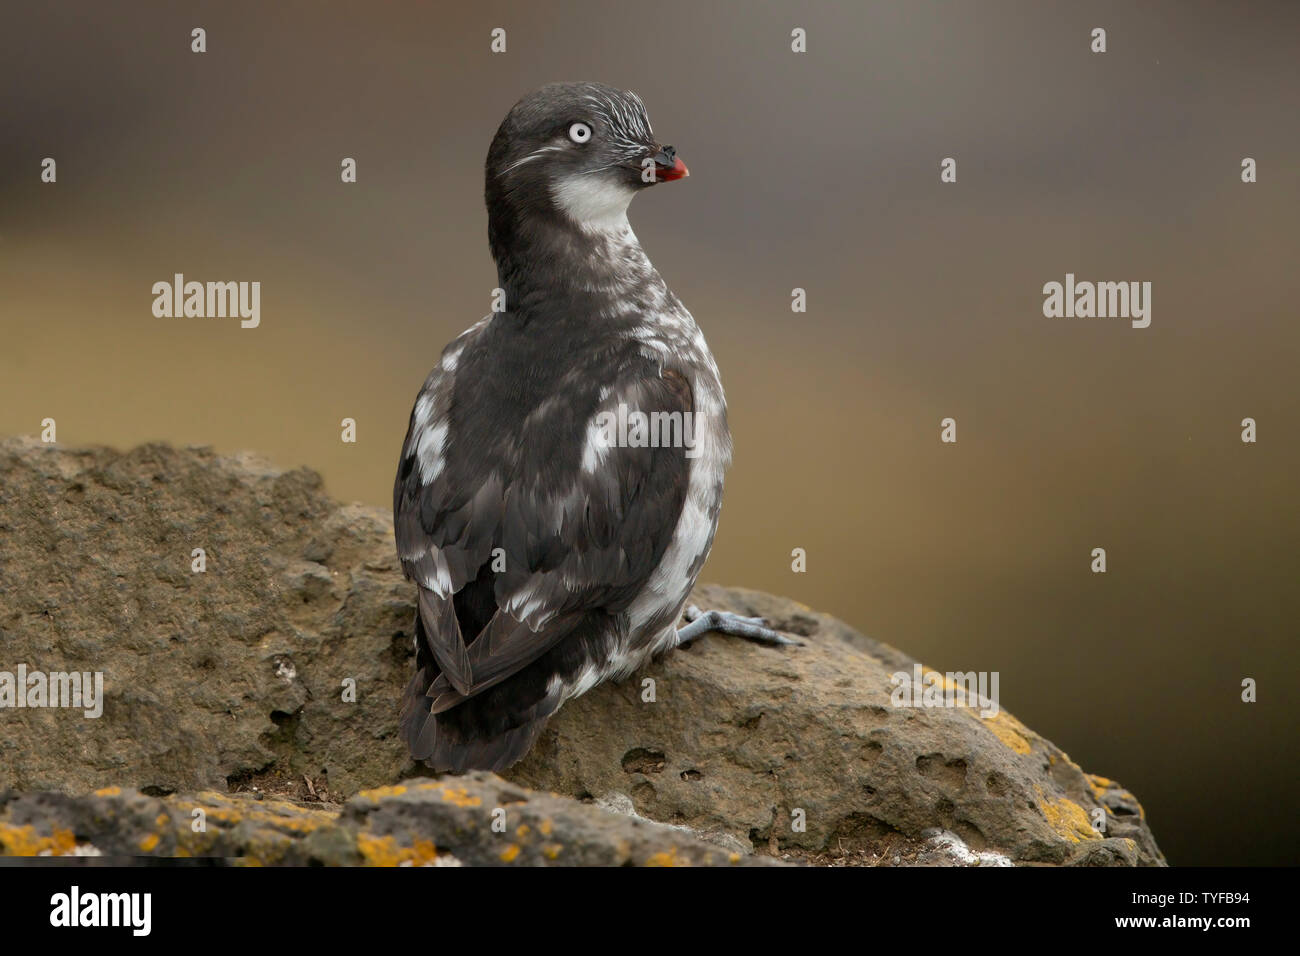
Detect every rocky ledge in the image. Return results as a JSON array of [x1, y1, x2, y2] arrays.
[[0, 439, 1164, 865]]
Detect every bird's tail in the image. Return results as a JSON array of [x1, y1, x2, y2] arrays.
[[399, 612, 562, 772]]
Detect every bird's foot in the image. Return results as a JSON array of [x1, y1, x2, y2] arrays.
[[675, 605, 803, 648]]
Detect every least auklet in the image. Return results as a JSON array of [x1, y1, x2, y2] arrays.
[[394, 81, 796, 772]]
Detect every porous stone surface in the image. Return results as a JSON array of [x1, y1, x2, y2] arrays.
[[0, 775, 776, 865], [0, 439, 1165, 865]]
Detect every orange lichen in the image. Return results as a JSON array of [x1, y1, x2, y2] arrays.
[[438, 786, 483, 809], [356, 785, 408, 801], [1087, 775, 1113, 798], [1034, 787, 1100, 843], [0, 823, 78, 856], [356, 832, 440, 867], [645, 848, 683, 867], [983, 713, 1032, 755]]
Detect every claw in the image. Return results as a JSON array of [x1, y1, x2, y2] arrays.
[[675, 608, 803, 648]]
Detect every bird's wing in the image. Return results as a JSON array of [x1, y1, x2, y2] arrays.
[[394, 334, 695, 710]]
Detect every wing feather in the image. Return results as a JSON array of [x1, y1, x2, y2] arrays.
[[415, 587, 473, 696], [394, 327, 695, 722]]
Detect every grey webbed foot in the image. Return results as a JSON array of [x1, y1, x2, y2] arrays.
[[675, 605, 803, 648]]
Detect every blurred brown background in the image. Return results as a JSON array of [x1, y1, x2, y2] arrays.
[[1, 1, 1296, 865]]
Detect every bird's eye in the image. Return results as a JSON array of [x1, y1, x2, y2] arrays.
[[568, 122, 592, 144]]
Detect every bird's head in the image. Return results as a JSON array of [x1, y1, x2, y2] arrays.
[[485, 81, 688, 238]]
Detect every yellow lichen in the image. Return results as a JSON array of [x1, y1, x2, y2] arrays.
[[356, 832, 440, 867], [138, 833, 160, 852], [409, 839, 438, 863], [1085, 775, 1146, 820], [1087, 774, 1114, 799], [0, 823, 78, 856], [541, 843, 563, 860], [438, 786, 482, 808], [154, 794, 335, 861], [499, 843, 521, 863], [167, 798, 330, 836], [645, 848, 683, 867], [356, 785, 408, 801], [983, 712, 1032, 755], [1034, 787, 1100, 843], [175, 827, 217, 856]]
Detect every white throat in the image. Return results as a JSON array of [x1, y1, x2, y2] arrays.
[[551, 173, 635, 235]]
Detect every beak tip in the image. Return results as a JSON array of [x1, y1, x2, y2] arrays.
[[656, 156, 689, 182], [650, 147, 688, 182]]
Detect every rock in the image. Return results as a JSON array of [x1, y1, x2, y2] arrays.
[[507, 582, 1165, 866], [916, 829, 1014, 867], [0, 439, 1165, 865], [0, 774, 774, 865], [0, 438, 413, 800]]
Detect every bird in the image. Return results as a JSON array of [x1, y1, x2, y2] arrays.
[[393, 81, 797, 773]]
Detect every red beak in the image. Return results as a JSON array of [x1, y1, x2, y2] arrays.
[[651, 146, 689, 182], [657, 156, 689, 181]]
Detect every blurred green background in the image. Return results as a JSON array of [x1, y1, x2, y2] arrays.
[[2, 1, 1296, 865]]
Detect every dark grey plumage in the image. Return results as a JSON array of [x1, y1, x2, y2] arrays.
[[393, 82, 733, 772]]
